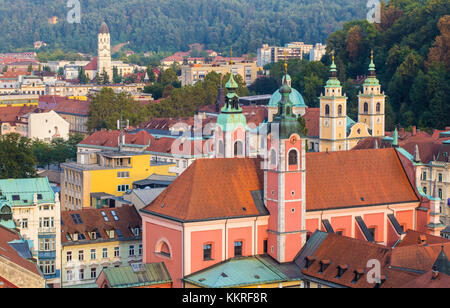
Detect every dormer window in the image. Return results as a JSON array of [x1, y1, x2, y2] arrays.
[[108, 229, 115, 239], [352, 269, 365, 284], [133, 227, 140, 236], [90, 232, 97, 240], [305, 256, 317, 269], [335, 264, 348, 278], [73, 233, 79, 241], [319, 260, 330, 273]]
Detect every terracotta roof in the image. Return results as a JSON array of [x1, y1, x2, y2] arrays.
[[79, 130, 151, 149], [352, 137, 392, 150], [401, 270, 450, 288], [298, 232, 419, 288], [84, 57, 98, 71], [142, 148, 418, 221], [0, 225, 41, 277], [390, 243, 450, 273], [305, 148, 419, 211], [0, 106, 41, 124], [396, 229, 450, 247], [61, 205, 141, 244], [303, 108, 319, 137], [39, 96, 90, 116], [142, 158, 267, 222]]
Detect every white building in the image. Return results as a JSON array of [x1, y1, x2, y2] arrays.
[[0, 178, 62, 288], [24, 110, 70, 141], [310, 43, 327, 61]]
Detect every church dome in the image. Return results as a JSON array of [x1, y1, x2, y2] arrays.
[[99, 21, 110, 34], [268, 82, 306, 108]]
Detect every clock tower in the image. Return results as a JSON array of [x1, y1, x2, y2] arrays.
[[98, 21, 112, 82]]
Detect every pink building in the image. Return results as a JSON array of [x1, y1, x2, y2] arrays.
[[139, 73, 438, 287]]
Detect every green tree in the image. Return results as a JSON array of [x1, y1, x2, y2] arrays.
[[113, 66, 122, 84], [87, 88, 143, 130], [78, 67, 88, 84], [32, 139, 52, 169], [0, 133, 36, 179]]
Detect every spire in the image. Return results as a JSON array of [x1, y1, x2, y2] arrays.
[[99, 21, 110, 34], [392, 128, 398, 147], [413, 144, 421, 162], [432, 246, 450, 276], [326, 51, 340, 87], [368, 50, 376, 77], [225, 47, 238, 91]]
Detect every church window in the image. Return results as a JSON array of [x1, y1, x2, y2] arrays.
[[439, 189, 442, 199], [234, 241, 243, 257], [158, 242, 171, 258], [364, 103, 368, 114], [203, 244, 212, 260], [376, 103, 381, 113], [286, 106, 291, 115], [234, 140, 243, 157], [338, 105, 342, 116], [325, 104, 330, 116], [288, 149, 298, 166]]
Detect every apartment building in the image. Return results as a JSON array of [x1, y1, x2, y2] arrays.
[[257, 42, 314, 67], [0, 178, 62, 288]]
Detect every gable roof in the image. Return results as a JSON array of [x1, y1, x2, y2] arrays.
[[61, 205, 141, 244], [0, 225, 41, 277], [305, 148, 419, 211], [141, 148, 419, 222], [141, 158, 267, 222], [84, 57, 98, 71]]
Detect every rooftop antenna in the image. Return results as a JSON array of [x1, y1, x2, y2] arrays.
[[117, 117, 129, 152]]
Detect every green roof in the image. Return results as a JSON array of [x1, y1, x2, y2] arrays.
[[102, 262, 172, 288], [216, 112, 247, 132], [63, 283, 99, 288], [0, 178, 55, 207], [183, 256, 289, 288], [268, 87, 306, 108]]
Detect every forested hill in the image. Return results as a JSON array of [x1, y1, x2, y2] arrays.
[[324, 0, 449, 129], [1, 0, 366, 54]]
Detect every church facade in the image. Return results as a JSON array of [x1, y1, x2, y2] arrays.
[[140, 68, 440, 287]]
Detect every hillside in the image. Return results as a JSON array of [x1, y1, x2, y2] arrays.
[[324, 0, 449, 129], [1, 0, 366, 54]]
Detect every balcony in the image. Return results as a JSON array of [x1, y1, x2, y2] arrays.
[[38, 227, 56, 234], [38, 250, 56, 259]]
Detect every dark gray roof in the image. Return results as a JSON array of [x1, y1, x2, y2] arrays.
[[355, 216, 374, 242], [250, 190, 270, 216], [294, 230, 329, 269]]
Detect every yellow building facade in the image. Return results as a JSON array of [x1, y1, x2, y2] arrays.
[[61, 151, 175, 210]]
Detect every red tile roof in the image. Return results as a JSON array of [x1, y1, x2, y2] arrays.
[[79, 129, 151, 149], [0, 225, 41, 277], [61, 205, 141, 244], [142, 148, 419, 221], [0, 106, 41, 124], [142, 158, 265, 222], [299, 232, 420, 288], [84, 57, 98, 71], [396, 229, 450, 248], [39, 95, 90, 116], [391, 243, 450, 273], [303, 108, 319, 137], [401, 270, 450, 288], [306, 148, 419, 211]]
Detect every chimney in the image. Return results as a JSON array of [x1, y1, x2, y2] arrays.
[[431, 266, 439, 280], [413, 144, 421, 163], [412, 126, 416, 136]]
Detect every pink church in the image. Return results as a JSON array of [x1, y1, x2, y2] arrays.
[[140, 71, 439, 287]]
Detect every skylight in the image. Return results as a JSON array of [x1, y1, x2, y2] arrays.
[[111, 210, 119, 221], [101, 211, 109, 222]]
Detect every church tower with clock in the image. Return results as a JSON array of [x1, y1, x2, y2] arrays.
[[98, 21, 112, 82]]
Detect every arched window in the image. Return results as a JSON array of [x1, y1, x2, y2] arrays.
[[288, 149, 298, 166], [325, 104, 330, 116], [376, 103, 381, 113], [156, 240, 171, 258], [338, 105, 343, 116], [364, 103, 369, 114], [234, 140, 243, 156]]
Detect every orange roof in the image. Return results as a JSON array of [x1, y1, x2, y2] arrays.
[[61, 205, 141, 244], [303, 108, 319, 137], [0, 225, 41, 277], [142, 148, 419, 221], [142, 158, 266, 222], [80, 130, 151, 149], [84, 57, 97, 71], [305, 148, 419, 211], [0, 106, 41, 124], [396, 229, 449, 247]]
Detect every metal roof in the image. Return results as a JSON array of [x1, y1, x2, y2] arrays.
[[102, 262, 172, 288], [0, 178, 54, 206], [183, 256, 289, 288]]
